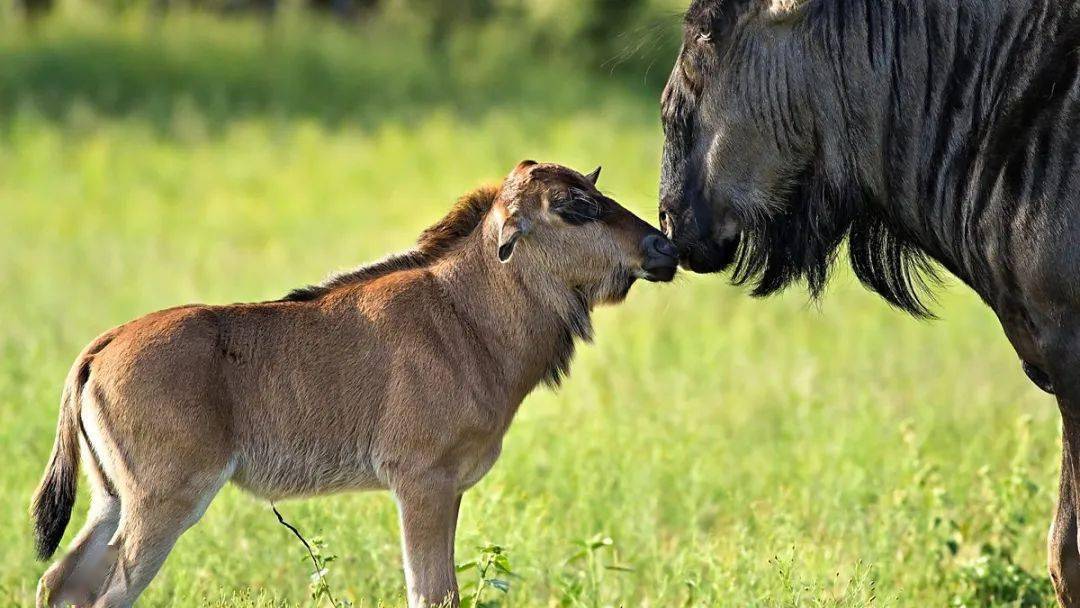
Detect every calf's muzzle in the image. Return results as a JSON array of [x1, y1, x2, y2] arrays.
[[640, 233, 679, 282]]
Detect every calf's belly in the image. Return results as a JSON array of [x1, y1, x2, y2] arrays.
[[229, 440, 384, 499]]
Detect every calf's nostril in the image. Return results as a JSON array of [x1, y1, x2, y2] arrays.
[[644, 234, 678, 260], [658, 239, 678, 258]]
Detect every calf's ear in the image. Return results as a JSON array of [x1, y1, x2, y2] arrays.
[[514, 160, 538, 174], [497, 217, 530, 263], [585, 166, 602, 186]]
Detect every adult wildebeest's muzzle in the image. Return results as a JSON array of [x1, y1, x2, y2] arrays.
[[658, 93, 742, 274], [640, 233, 679, 282], [657, 41, 743, 276], [659, 190, 741, 275]]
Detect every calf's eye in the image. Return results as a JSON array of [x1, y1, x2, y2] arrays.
[[554, 195, 604, 226]]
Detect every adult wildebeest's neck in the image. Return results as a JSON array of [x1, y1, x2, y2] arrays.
[[431, 226, 593, 401], [807, 0, 1080, 307]]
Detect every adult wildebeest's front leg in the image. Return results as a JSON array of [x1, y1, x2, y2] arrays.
[[392, 475, 461, 608], [1050, 435, 1080, 606], [1039, 322, 1080, 607]]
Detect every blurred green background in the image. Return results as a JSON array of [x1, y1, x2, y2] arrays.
[[0, 1, 1064, 606]]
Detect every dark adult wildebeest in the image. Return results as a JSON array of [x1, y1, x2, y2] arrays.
[[658, 0, 1080, 604], [31, 162, 677, 608]]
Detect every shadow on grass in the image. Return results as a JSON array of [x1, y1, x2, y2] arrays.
[[0, 9, 677, 135]]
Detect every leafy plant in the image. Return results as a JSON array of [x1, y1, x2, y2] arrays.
[[557, 534, 633, 607], [272, 505, 352, 608], [457, 543, 514, 608], [887, 420, 962, 587], [948, 416, 1053, 607], [305, 536, 353, 608]]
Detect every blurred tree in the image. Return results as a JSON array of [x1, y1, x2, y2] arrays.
[[21, 0, 54, 18], [308, 0, 379, 21], [408, 0, 496, 50], [581, 0, 653, 68], [152, 0, 278, 12], [582, 0, 649, 45]]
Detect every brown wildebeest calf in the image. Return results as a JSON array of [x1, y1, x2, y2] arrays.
[[31, 161, 679, 608]]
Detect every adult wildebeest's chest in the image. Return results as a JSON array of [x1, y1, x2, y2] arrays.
[[658, 0, 1080, 604]]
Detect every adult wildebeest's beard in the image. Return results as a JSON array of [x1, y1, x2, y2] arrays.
[[729, 165, 938, 318]]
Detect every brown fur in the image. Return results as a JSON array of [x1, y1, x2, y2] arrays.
[[281, 184, 501, 303], [30, 162, 676, 608]]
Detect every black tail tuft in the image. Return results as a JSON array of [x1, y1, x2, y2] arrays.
[[31, 353, 91, 561], [32, 466, 77, 560]]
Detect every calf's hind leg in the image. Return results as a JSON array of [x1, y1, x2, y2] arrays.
[[38, 425, 123, 608], [37, 492, 120, 607], [392, 476, 462, 608], [91, 464, 233, 608]]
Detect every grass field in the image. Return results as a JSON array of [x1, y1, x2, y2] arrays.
[[0, 8, 1066, 607]]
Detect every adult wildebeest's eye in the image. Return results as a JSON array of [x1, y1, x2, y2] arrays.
[[697, 31, 712, 45]]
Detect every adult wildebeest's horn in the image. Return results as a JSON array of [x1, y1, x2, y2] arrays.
[[585, 166, 601, 185]]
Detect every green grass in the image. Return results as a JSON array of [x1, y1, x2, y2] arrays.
[[0, 9, 1064, 608]]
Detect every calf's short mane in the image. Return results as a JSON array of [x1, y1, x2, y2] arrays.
[[281, 185, 500, 302]]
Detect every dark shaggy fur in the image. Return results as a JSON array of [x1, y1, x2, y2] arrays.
[[542, 288, 593, 388], [729, 160, 940, 317], [32, 449, 78, 560], [667, 0, 1080, 319]]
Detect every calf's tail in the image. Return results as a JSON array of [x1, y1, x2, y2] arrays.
[[30, 333, 110, 560]]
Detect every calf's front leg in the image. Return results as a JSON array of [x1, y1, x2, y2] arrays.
[[392, 476, 462, 608]]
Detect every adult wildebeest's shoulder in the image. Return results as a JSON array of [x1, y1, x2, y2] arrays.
[[658, 0, 1080, 604]]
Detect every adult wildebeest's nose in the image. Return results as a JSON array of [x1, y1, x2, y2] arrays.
[[641, 233, 678, 282]]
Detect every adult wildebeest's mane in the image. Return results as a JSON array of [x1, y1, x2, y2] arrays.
[[281, 185, 499, 302], [730, 159, 939, 318]]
